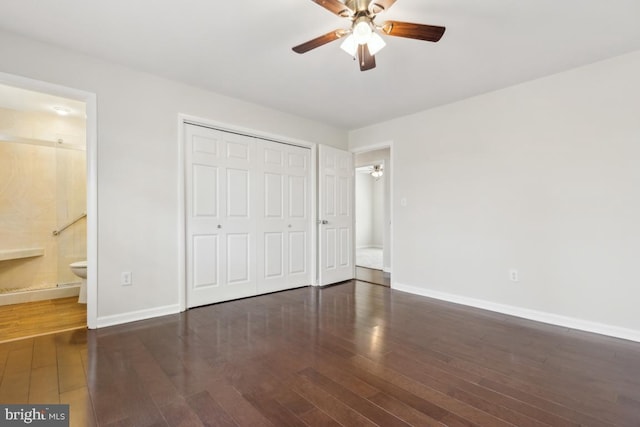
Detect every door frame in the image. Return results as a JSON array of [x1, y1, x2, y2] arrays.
[[177, 114, 318, 311], [351, 141, 394, 278], [0, 71, 99, 328]]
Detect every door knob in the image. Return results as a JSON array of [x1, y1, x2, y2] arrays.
[[217, 224, 222, 229], [318, 220, 328, 225]]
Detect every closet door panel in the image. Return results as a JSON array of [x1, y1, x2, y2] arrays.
[[226, 233, 250, 284], [186, 125, 256, 307], [192, 165, 218, 217], [257, 141, 311, 293], [226, 168, 250, 218], [192, 235, 218, 288], [264, 173, 284, 218], [264, 232, 284, 279], [187, 124, 311, 306], [289, 176, 306, 219], [289, 231, 307, 275], [219, 132, 256, 299]]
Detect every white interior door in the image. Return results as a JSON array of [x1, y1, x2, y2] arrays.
[[185, 124, 256, 308], [256, 141, 311, 293], [318, 145, 354, 286]]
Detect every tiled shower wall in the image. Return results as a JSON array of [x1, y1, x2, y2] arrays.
[[0, 107, 86, 291]]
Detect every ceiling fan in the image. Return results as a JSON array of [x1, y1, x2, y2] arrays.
[[292, 0, 446, 71]]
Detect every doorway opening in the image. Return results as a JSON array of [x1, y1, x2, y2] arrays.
[[354, 148, 391, 287], [0, 75, 96, 340]]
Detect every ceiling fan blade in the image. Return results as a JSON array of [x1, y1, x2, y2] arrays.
[[370, 0, 397, 14], [381, 21, 446, 42], [292, 30, 346, 54], [311, 0, 353, 17], [358, 44, 376, 71]]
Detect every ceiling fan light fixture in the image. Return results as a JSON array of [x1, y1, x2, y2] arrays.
[[353, 19, 373, 45], [292, 0, 447, 72], [340, 34, 357, 56], [371, 164, 384, 179], [367, 32, 386, 55]]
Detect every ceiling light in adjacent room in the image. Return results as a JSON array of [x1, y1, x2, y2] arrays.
[[53, 106, 71, 116], [371, 164, 384, 179]]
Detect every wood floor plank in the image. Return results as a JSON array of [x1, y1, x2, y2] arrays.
[[186, 390, 238, 427], [32, 334, 58, 368], [159, 397, 205, 427], [60, 386, 98, 427], [28, 365, 60, 404], [204, 380, 274, 427], [242, 390, 308, 427], [297, 407, 342, 427], [289, 375, 378, 427], [0, 343, 33, 403], [366, 392, 445, 426], [298, 367, 411, 427]]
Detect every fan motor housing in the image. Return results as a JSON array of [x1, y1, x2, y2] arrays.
[[345, 0, 373, 14]]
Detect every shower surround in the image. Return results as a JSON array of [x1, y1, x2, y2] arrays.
[[0, 106, 86, 304]]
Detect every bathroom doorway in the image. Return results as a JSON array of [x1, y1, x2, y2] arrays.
[[0, 82, 88, 341], [354, 147, 391, 287]]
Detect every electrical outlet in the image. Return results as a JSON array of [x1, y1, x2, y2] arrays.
[[509, 269, 519, 282], [121, 271, 132, 286]]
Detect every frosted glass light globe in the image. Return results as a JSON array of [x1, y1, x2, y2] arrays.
[[353, 20, 372, 45]]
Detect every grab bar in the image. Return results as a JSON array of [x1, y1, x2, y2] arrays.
[[53, 212, 86, 236]]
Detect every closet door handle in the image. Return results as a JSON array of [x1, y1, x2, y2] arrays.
[[217, 224, 222, 229]]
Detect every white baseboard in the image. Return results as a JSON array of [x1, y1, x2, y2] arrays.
[[96, 304, 181, 328], [393, 282, 640, 343], [0, 285, 79, 306]]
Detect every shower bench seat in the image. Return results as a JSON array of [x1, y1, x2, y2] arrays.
[[0, 248, 44, 262]]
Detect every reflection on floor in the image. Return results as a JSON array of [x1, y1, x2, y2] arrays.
[[356, 266, 390, 287], [356, 247, 383, 270], [0, 297, 86, 343]]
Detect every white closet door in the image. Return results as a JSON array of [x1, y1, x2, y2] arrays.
[[185, 125, 256, 308], [256, 141, 311, 293], [318, 145, 354, 286]]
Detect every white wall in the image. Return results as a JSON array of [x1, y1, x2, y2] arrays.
[[371, 176, 385, 248], [355, 172, 374, 248], [355, 171, 384, 249], [350, 50, 640, 340], [0, 30, 348, 324]]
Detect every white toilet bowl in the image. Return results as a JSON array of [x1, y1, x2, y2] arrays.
[[69, 260, 87, 303]]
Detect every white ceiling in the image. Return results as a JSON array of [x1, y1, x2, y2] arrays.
[[1, 0, 639, 130]]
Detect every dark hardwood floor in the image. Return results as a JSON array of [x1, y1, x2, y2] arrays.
[[355, 266, 390, 287], [2, 281, 640, 426]]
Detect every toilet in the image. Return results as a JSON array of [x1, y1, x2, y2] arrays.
[[69, 260, 87, 304]]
